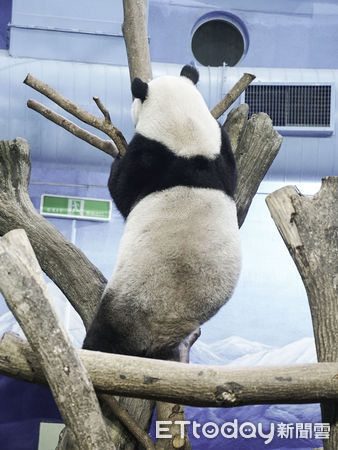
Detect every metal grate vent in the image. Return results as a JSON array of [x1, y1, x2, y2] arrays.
[[245, 84, 332, 128]]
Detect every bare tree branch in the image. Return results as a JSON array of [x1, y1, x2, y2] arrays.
[[0, 230, 112, 450], [155, 402, 191, 450], [122, 0, 152, 83], [1, 333, 337, 408], [100, 394, 155, 450], [27, 99, 119, 158], [24, 73, 127, 156], [178, 327, 201, 364], [93, 96, 112, 123], [211, 73, 256, 120]]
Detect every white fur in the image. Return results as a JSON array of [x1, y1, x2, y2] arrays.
[[131, 76, 221, 159], [106, 187, 241, 351]]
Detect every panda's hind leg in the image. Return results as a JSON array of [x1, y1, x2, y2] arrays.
[[82, 316, 133, 355], [82, 290, 151, 357]]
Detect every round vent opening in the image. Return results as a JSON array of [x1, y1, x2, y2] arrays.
[[192, 19, 245, 67]]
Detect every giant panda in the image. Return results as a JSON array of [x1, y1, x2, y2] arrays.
[[83, 65, 241, 360]]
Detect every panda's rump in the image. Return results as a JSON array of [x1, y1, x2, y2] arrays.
[[109, 186, 241, 329]]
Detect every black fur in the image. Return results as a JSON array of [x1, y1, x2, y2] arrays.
[[108, 126, 237, 219], [83, 289, 180, 359], [131, 77, 148, 101], [180, 65, 199, 85]]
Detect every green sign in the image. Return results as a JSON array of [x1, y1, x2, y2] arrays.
[[40, 195, 112, 221]]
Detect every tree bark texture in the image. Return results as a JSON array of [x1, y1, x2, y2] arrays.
[[210, 73, 256, 120], [1, 333, 337, 409], [266, 177, 338, 450], [155, 402, 192, 450], [122, 0, 152, 83], [0, 138, 157, 449], [99, 394, 155, 450], [224, 105, 283, 227], [0, 138, 106, 329], [27, 99, 119, 158], [24, 74, 127, 156], [0, 230, 112, 450]]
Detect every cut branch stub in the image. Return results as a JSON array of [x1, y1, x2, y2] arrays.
[[93, 96, 112, 123], [211, 73, 255, 120], [155, 401, 192, 450], [266, 178, 338, 363], [226, 111, 283, 227]]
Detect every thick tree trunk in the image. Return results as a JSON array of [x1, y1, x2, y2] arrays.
[[225, 108, 283, 227], [0, 231, 112, 450], [266, 177, 338, 450], [122, 0, 152, 83]]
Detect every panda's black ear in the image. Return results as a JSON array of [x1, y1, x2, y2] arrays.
[[131, 77, 148, 102], [180, 65, 199, 85]]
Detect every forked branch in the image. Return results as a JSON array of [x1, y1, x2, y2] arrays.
[[24, 73, 127, 157], [24, 69, 255, 162], [27, 99, 118, 157], [93, 96, 112, 123]]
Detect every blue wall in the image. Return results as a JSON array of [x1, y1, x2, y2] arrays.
[[6, 0, 338, 69], [149, 0, 338, 69], [0, 0, 12, 49]]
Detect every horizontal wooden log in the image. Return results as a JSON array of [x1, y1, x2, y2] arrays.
[[1, 332, 337, 408]]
